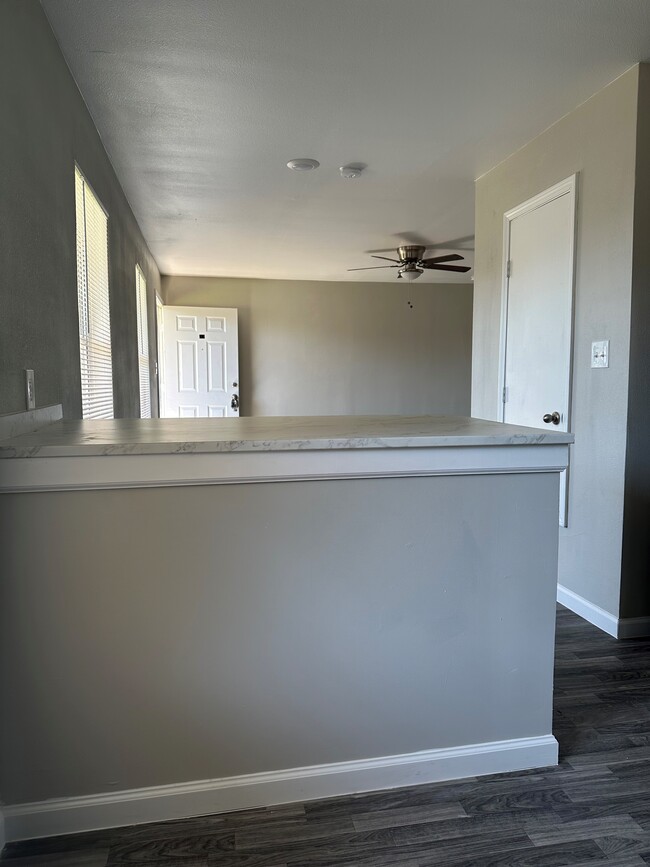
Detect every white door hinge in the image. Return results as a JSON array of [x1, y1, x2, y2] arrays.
[[502, 386, 509, 404], [506, 260, 512, 279]]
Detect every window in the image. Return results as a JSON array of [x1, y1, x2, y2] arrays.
[[75, 166, 113, 418], [135, 264, 151, 418]]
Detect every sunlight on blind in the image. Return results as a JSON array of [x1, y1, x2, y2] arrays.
[[75, 167, 113, 419], [136, 265, 151, 418]]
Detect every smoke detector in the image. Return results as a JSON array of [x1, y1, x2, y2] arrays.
[[339, 164, 364, 179], [286, 158, 320, 171]]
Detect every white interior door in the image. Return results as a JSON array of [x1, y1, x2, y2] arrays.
[[162, 306, 239, 418], [501, 177, 576, 525]]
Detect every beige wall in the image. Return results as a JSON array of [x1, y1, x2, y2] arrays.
[[1, 472, 558, 804], [0, 1, 161, 419], [472, 67, 639, 616], [621, 65, 650, 619], [162, 276, 473, 417]]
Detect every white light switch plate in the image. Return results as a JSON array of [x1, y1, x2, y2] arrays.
[[591, 340, 609, 368]]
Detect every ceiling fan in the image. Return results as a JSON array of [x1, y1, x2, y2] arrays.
[[348, 245, 471, 280]]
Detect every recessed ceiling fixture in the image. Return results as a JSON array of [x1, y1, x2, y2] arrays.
[[348, 245, 472, 281], [339, 164, 364, 179], [286, 158, 320, 171]]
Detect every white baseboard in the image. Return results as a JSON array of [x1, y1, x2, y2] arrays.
[[617, 616, 650, 640], [557, 584, 650, 639], [3, 735, 558, 842], [557, 584, 618, 637]]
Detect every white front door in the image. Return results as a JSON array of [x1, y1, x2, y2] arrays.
[[162, 306, 239, 418], [501, 176, 576, 525]]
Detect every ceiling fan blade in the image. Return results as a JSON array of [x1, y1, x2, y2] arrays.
[[421, 254, 464, 265], [372, 255, 401, 263], [422, 263, 472, 273], [347, 265, 400, 271]]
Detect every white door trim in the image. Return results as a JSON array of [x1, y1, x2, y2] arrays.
[[498, 174, 578, 423], [498, 174, 578, 526], [155, 293, 164, 418]]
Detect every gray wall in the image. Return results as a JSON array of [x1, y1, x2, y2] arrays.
[[1, 471, 558, 803], [163, 276, 473, 417], [620, 65, 650, 619], [0, 1, 160, 419], [472, 67, 639, 617]]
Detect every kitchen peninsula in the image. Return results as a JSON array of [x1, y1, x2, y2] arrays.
[[0, 414, 572, 841]]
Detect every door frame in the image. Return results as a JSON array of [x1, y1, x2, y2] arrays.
[[498, 173, 578, 422], [498, 173, 578, 526], [155, 293, 165, 417]]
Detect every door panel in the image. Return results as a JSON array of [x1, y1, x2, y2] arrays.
[[207, 341, 226, 392], [162, 306, 239, 418], [177, 315, 197, 331], [177, 341, 198, 392]]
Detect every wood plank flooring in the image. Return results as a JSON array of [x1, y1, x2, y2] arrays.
[[4, 604, 650, 867]]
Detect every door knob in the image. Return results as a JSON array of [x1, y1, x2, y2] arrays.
[[543, 411, 561, 425], [230, 393, 240, 411]]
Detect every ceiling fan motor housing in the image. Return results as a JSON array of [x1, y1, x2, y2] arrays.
[[397, 245, 426, 262]]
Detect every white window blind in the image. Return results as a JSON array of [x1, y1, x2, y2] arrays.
[[75, 166, 114, 419], [135, 264, 151, 418]]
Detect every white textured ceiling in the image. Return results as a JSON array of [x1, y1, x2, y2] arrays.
[[42, 0, 650, 282]]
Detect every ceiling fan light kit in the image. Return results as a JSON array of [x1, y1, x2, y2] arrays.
[[400, 264, 423, 281], [348, 243, 472, 280]]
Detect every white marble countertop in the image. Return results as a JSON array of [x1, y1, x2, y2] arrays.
[[0, 415, 574, 458]]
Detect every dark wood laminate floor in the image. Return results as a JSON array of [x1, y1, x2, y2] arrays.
[[5, 605, 650, 867]]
